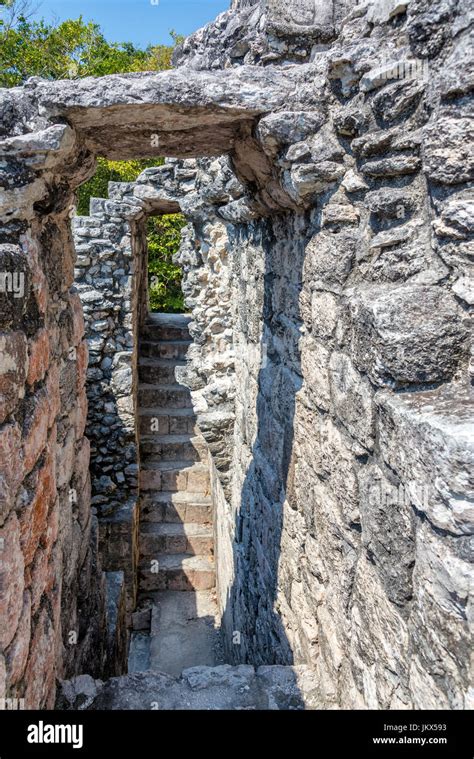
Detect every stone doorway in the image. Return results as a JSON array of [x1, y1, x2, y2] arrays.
[[72, 160, 232, 676]]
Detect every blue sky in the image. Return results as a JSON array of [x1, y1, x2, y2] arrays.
[[27, 0, 229, 48]]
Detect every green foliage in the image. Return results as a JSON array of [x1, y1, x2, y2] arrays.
[[0, 2, 176, 86], [1, 0, 186, 313], [76, 158, 163, 216], [77, 162, 186, 313], [148, 215, 186, 313], [76, 161, 185, 313]]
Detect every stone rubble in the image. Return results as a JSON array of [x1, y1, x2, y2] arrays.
[[58, 665, 321, 710]]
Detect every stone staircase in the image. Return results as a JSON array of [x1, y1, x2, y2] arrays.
[[129, 313, 222, 676]]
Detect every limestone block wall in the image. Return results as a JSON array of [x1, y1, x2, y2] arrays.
[[174, 157, 245, 494], [74, 159, 240, 500], [0, 185, 106, 707], [68, 0, 473, 710], [72, 198, 147, 612], [209, 0, 473, 710], [0, 40, 295, 710], [175, 0, 356, 70], [222, 210, 471, 709]]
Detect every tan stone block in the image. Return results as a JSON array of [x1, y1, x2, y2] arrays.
[[26, 328, 50, 386], [0, 331, 28, 424], [24, 607, 55, 709], [22, 388, 50, 474], [187, 469, 210, 494], [139, 470, 161, 490], [18, 447, 56, 566], [5, 590, 31, 684], [0, 511, 25, 649], [162, 468, 188, 491]]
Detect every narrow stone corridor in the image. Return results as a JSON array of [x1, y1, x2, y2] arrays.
[[128, 313, 223, 675], [1, 0, 472, 718]]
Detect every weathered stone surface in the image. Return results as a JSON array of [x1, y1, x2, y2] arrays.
[[367, 0, 412, 24], [423, 117, 474, 185], [58, 664, 320, 710], [358, 463, 416, 606], [5, 589, 31, 684], [0, 331, 27, 424], [0, 243, 30, 329], [0, 511, 25, 649], [0, 420, 23, 522], [329, 352, 375, 449], [377, 384, 474, 536], [409, 521, 471, 709], [26, 328, 50, 386], [0, 0, 472, 714], [346, 286, 469, 387], [24, 607, 56, 709], [22, 388, 50, 473], [17, 444, 56, 567]]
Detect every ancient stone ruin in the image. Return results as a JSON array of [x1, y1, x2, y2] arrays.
[[0, 0, 472, 710]]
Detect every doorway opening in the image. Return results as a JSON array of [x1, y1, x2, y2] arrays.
[[74, 158, 222, 676]]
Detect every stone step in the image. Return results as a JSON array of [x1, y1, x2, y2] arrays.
[[140, 434, 207, 463], [139, 461, 210, 494], [148, 591, 222, 675], [127, 632, 151, 673], [138, 357, 186, 384], [140, 340, 191, 360], [138, 407, 196, 436], [142, 313, 191, 342], [139, 523, 214, 556], [138, 383, 193, 409], [139, 554, 215, 592], [140, 492, 213, 525], [142, 325, 191, 342]]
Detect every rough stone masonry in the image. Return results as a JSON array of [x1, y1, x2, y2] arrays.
[[0, 0, 472, 710]]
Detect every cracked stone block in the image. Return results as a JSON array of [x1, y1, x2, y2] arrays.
[[329, 351, 375, 449], [377, 384, 474, 536], [0, 511, 25, 650], [346, 285, 469, 388], [0, 331, 28, 424]]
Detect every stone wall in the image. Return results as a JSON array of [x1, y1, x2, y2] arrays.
[[221, 210, 472, 708], [73, 197, 146, 612], [174, 0, 355, 70], [0, 158, 106, 707], [200, 0, 473, 710]]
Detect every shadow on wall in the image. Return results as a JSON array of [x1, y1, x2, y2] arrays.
[[221, 213, 308, 668]]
